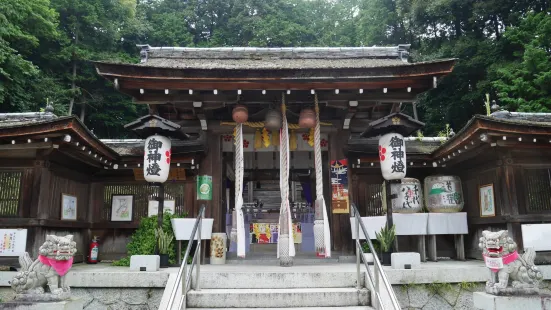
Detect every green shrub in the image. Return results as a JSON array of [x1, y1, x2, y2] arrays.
[[112, 212, 187, 266], [361, 240, 380, 253]]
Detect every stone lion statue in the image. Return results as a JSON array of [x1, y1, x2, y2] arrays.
[[10, 235, 77, 301], [479, 230, 543, 295]]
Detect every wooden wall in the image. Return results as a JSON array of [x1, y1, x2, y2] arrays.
[[0, 154, 200, 264]]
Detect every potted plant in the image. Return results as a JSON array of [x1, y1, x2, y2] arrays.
[[375, 224, 396, 266], [361, 240, 380, 265], [156, 227, 173, 268]]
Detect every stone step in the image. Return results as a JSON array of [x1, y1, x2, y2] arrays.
[[188, 307, 374, 310], [195, 271, 361, 289], [187, 288, 370, 308]]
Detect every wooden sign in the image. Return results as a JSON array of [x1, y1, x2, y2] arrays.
[[330, 159, 349, 214], [133, 167, 186, 181]]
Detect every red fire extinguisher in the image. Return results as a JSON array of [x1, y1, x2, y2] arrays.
[[88, 236, 99, 264]]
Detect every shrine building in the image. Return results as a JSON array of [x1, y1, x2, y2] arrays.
[[0, 45, 550, 264]]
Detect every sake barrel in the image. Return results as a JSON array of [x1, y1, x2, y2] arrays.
[[424, 175, 464, 212], [210, 233, 227, 264], [382, 178, 423, 213]]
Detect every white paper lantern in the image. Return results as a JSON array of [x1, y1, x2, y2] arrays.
[[143, 134, 171, 183], [378, 132, 406, 180]]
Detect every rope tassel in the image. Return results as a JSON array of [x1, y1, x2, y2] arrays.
[[313, 94, 332, 258], [278, 94, 295, 266], [234, 123, 246, 258]]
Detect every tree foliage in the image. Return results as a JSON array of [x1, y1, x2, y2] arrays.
[[492, 12, 551, 112], [1, 0, 550, 136]]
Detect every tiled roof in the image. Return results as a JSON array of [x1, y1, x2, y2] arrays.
[[0, 112, 58, 128], [130, 45, 430, 70]]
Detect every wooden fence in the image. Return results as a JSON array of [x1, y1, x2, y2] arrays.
[[0, 171, 22, 217], [524, 168, 551, 213], [102, 183, 187, 221]]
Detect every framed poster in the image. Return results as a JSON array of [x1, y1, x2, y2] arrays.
[[111, 195, 133, 221], [148, 200, 175, 217], [0, 229, 27, 256], [61, 194, 77, 220], [330, 159, 349, 213], [479, 184, 495, 217]]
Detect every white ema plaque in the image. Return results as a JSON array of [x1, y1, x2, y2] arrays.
[[143, 134, 171, 183], [379, 132, 406, 180], [484, 256, 504, 269]]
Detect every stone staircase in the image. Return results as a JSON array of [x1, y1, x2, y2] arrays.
[[185, 270, 372, 309]]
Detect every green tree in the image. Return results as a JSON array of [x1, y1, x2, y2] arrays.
[[44, 0, 147, 136], [0, 0, 59, 112], [492, 12, 551, 112]]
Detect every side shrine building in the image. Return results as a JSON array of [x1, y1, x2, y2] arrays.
[[0, 45, 550, 264]]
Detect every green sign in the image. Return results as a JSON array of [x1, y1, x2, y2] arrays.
[[196, 175, 212, 200]]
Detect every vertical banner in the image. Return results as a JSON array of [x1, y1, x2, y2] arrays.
[[330, 159, 349, 213], [196, 175, 213, 200]]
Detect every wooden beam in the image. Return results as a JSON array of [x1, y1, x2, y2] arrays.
[[0, 159, 36, 167], [57, 146, 104, 169], [132, 90, 420, 105], [469, 214, 551, 225], [121, 80, 429, 93], [0, 218, 91, 228], [0, 141, 55, 151], [412, 102, 419, 120]]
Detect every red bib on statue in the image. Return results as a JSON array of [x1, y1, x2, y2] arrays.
[[483, 250, 518, 273], [38, 255, 74, 276]]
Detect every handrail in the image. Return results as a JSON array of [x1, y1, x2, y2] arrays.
[[352, 203, 401, 310], [167, 204, 205, 310]]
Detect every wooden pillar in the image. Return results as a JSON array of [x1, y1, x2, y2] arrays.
[[197, 133, 222, 263], [428, 235, 437, 262], [497, 151, 522, 248], [30, 160, 50, 220], [328, 129, 353, 255], [19, 168, 34, 218]]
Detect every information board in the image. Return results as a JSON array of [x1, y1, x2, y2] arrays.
[[0, 229, 27, 256]]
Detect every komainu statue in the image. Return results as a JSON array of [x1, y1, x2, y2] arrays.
[[479, 230, 543, 295], [10, 235, 77, 301]]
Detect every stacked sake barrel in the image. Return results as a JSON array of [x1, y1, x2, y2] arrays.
[[383, 176, 464, 213]]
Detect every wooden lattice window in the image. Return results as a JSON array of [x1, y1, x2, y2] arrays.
[[0, 171, 22, 217], [364, 183, 384, 216], [102, 183, 187, 221], [524, 168, 551, 213]]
